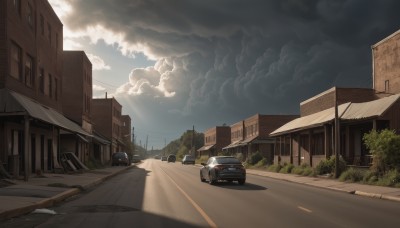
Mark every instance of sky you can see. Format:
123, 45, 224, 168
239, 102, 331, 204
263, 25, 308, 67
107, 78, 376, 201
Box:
48, 0, 400, 150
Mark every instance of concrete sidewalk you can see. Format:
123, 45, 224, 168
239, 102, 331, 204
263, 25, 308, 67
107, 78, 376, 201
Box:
0, 165, 134, 220
247, 169, 400, 202
1, 164, 400, 221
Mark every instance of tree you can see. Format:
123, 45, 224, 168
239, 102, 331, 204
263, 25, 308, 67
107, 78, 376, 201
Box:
363, 129, 400, 174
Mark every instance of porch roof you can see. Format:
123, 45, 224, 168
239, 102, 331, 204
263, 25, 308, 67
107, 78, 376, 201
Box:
270, 102, 350, 136
197, 144, 215, 151
0, 89, 91, 136
341, 94, 400, 120
222, 140, 242, 150
270, 94, 400, 136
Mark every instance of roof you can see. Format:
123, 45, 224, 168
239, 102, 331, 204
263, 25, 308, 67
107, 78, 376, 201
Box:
197, 144, 215, 151
271, 94, 400, 136
0, 89, 91, 136
222, 140, 242, 150
341, 94, 400, 120
270, 102, 350, 136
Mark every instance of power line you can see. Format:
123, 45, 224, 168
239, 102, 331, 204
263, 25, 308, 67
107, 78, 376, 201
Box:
93, 79, 120, 89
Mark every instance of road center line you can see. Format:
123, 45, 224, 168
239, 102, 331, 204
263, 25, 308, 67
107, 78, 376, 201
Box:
298, 206, 312, 213
161, 167, 218, 228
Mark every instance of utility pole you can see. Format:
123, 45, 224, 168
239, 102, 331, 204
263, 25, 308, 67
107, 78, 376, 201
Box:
334, 88, 340, 178
145, 135, 148, 152
191, 125, 195, 156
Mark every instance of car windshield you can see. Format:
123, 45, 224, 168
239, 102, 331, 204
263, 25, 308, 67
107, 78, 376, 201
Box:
113, 153, 126, 158
215, 157, 241, 164
185, 155, 194, 159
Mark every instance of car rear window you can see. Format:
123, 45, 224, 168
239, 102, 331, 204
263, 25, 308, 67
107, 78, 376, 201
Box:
216, 157, 241, 164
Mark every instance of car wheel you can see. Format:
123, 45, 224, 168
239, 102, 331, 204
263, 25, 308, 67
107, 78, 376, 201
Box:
238, 179, 245, 185
200, 172, 206, 182
208, 172, 216, 185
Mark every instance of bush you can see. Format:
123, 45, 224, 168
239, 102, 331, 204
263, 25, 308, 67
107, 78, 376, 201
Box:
255, 158, 268, 168
363, 129, 400, 174
267, 164, 282, 172
362, 170, 379, 184
339, 168, 365, 182
280, 163, 294, 174
377, 169, 400, 187
248, 151, 263, 165
292, 163, 313, 175
315, 159, 331, 175
196, 155, 209, 164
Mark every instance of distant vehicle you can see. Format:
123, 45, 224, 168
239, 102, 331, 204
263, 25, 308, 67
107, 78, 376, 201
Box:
154, 155, 161, 159
167, 154, 176, 163
161, 156, 167, 161
112, 152, 130, 166
200, 156, 246, 185
131, 155, 141, 163
182, 155, 195, 165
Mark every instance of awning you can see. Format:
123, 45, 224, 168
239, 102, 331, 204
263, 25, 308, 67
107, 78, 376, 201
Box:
0, 89, 91, 136
239, 135, 259, 145
92, 131, 111, 145
222, 140, 242, 150
197, 144, 215, 151
270, 94, 400, 136
270, 102, 351, 136
341, 94, 400, 120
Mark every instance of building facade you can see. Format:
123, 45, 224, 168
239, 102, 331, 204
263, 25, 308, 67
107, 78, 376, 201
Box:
61, 51, 93, 164
197, 126, 230, 157
372, 29, 400, 95
0, 0, 70, 178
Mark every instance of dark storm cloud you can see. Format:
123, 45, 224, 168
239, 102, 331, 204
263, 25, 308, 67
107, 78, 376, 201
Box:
63, 0, 400, 144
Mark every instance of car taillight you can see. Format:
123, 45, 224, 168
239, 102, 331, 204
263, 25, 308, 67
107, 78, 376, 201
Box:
214, 165, 224, 170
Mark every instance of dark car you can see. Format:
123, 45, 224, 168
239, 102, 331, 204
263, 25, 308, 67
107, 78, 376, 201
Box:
167, 154, 176, 163
200, 156, 246, 185
182, 155, 195, 165
112, 152, 130, 166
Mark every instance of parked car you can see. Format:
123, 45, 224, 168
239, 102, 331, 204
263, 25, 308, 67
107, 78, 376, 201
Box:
167, 154, 176, 163
161, 156, 167, 161
131, 155, 141, 163
182, 155, 195, 165
200, 156, 246, 185
112, 152, 130, 166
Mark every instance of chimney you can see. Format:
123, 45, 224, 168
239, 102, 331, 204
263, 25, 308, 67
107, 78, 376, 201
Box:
105, 92, 108, 99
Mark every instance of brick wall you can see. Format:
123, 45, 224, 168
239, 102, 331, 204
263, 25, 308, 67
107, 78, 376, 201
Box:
372, 29, 400, 95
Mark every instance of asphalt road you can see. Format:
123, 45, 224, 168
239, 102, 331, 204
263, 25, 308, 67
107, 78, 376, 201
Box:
2, 158, 400, 228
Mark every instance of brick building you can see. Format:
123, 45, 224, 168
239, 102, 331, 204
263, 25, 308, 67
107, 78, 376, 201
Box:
92, 97, 125, 161
197, 126, 230, 157
0, 0, 89, 179
372, 29, 400, 95
61, 51, 93, 163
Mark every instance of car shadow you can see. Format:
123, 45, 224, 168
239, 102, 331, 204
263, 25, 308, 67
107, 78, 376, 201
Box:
212, 181, 267, 191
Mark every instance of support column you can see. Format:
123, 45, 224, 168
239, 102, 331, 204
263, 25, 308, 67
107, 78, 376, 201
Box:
24, 115, 30, 181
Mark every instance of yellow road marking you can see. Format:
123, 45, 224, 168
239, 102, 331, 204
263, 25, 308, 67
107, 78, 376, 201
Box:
161, 168, 218, 228
298, 206, 312, 213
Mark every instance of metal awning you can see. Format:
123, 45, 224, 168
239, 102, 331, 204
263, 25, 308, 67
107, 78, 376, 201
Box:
222, 140, 242, 150
0, 89, 91, 136
270, 94, 400, 136
270, 102, 351, 136
197, 144, 215, 151
341, 94, 400, 120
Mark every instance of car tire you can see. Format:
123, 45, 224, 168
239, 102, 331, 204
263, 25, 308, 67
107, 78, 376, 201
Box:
200, 172, 206, 182
238, 179, 245, 185
208, 173, 216, 185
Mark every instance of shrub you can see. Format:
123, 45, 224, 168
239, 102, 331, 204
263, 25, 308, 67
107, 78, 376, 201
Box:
248, 151, 263, 165
363, 129, 400, 174
255, 158, 268, 168
339, 168, 365, 182
362, 170, 379, 184
267, 164, 282, 173
377, 169, 400, 187
196, 155, 209, 164
315, 159, 331, 175
280, 163, 294, 174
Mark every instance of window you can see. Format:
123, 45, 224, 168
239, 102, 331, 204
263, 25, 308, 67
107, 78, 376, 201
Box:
10, 42, 22, 80
39, 68, 44, 93
47, 23, 52, 44
47, 74, 52, 97
385, 80, 390, 93
40, 14, 44, 35
27, 3, 33, 28
13, 0, 21, 15
54, 78, 58, 100
312, 133, 325, 156
25, 55, 34, 87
